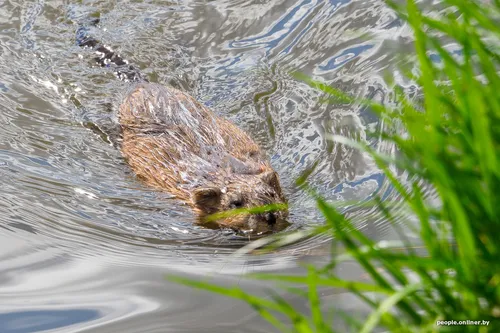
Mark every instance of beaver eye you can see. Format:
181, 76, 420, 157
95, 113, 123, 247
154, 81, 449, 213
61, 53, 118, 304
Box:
230, 199, 244, 209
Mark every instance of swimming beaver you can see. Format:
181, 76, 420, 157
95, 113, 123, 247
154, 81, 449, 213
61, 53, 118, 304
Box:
76, 18, 289, 235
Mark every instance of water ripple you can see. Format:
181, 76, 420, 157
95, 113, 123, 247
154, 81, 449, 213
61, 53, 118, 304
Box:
0, 0, 427, 331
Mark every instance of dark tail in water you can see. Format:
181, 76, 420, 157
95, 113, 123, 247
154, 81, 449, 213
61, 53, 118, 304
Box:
76, 17, 146, 82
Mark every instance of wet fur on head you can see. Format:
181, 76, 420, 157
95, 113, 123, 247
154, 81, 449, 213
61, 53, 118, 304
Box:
192, 171, 289, 235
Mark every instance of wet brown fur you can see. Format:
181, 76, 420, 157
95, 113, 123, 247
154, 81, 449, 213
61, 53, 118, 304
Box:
119, 83, 288, 235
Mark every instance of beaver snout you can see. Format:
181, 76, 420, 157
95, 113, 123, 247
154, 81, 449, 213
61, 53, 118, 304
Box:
265, 212, 277, 225
239, 210, 289, 236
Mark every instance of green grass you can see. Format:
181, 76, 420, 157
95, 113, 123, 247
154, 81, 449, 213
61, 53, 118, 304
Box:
168, 0, 500, 332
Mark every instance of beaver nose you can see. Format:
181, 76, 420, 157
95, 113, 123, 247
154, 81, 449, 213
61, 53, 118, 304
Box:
265, 212, 276, 225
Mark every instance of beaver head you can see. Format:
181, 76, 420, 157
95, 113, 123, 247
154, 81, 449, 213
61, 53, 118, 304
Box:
191, 170, 289, 235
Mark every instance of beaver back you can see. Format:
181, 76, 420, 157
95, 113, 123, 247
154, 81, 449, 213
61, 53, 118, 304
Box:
118, 83, 272, 200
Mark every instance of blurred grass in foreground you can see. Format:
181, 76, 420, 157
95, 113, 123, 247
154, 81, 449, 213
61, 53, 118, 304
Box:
169, 0, 500, 332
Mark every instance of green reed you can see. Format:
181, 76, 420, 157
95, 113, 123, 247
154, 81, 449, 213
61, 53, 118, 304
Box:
169, 0, 500, 331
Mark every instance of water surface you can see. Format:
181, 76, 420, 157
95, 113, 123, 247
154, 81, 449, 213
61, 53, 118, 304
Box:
0, 0, 424, 331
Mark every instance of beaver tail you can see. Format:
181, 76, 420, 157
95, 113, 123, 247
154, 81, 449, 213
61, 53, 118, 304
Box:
76, 17, 146, 82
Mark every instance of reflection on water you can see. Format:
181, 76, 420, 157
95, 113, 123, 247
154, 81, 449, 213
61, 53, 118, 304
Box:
0, 0, 428, 331
1, 310, 100, 333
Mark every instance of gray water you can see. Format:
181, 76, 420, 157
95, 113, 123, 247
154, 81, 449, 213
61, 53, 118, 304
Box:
0, 0, 423, 332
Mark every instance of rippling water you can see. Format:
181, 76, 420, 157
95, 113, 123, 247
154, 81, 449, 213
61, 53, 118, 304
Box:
0, 0, 427, 332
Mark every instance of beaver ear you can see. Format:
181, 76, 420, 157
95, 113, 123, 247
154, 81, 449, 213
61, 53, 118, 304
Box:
193, 187, 222, 210
261, 171, 281, 191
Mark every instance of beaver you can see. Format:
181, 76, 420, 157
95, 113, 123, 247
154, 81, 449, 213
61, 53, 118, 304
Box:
76, 18, 289, 235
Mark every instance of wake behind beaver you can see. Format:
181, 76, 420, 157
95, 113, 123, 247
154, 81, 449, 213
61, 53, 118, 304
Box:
76, 16, 289, 236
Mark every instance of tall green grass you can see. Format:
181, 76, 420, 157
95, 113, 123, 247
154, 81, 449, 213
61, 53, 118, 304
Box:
169, 0, 500, 331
